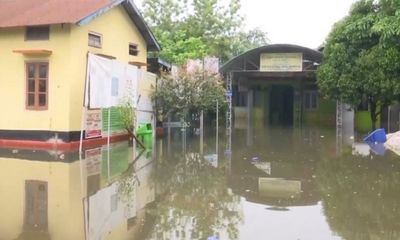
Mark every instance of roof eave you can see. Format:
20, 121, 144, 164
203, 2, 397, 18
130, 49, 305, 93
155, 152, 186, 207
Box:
122, 0, 161, 52
76, 0, 125, 26
0, 21, 72, 28
76, 0, 160, 52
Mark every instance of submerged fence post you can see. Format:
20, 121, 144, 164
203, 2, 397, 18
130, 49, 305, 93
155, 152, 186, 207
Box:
167, 115, 171, 155
216, 100, 219, 160
181, 116, 187, 154
200, 110, 204, 155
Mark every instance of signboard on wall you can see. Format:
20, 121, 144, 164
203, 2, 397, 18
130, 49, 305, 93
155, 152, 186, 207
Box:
86, 109, 102, 138
260, 53, 303, 72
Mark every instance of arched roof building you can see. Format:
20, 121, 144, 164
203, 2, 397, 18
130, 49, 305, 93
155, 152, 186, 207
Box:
220, 44, 335, 136
221, 44, 322, 74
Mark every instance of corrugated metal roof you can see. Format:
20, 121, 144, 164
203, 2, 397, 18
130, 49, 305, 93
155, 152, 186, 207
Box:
220, 44, 322, 73
0, 0, 160, 51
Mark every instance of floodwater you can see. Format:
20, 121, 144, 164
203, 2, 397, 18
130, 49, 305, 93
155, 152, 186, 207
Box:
1, 126, 400, 240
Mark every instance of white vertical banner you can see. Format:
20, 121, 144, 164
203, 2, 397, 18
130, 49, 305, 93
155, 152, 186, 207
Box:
137, 71, 155, 112
186, 59, 203, 74
125, 64, 139, 108
186, 57, 219, 75
204, 56, 219, 75
85, 53, 112, 108
84, 53, 139, 108
137, 71, 156, 125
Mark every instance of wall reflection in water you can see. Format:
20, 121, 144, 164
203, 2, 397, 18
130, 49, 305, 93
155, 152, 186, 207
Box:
0, 142, 156, 240
1, 126, 400, 240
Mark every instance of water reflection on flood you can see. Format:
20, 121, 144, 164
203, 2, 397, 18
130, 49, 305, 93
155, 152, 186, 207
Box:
0, 142, 156, 240
1, 127, 400, 240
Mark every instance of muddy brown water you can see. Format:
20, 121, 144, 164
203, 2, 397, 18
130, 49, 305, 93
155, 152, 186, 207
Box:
1, 126, 399, 240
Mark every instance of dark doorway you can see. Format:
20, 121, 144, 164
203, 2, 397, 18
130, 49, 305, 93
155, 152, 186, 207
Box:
269, 85, 294, 126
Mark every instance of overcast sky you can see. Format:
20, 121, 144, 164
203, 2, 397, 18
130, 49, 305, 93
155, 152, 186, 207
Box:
135, 0, 357, 49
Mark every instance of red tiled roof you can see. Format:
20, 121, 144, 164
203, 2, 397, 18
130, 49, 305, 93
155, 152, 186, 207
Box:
0, 0, 114, 28
0, 0, 161, 51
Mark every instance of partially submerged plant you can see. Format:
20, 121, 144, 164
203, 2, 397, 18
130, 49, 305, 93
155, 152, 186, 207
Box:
117, 96, 136, 136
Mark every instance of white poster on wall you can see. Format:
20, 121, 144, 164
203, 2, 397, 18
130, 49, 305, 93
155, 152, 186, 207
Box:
84, 53, 139, 108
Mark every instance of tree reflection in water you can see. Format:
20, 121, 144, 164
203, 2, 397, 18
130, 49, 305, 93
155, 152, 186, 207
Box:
317, 151, 400, 240
117, 163, 139, 216
149, 153, 243, 240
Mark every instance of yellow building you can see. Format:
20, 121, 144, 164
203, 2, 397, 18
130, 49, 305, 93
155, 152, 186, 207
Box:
0, 0, 160, 149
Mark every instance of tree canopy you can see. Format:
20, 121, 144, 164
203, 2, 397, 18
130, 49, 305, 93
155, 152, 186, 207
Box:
152, 68, 227, 121
317, 0, 400, 130
142, 0, 268, 64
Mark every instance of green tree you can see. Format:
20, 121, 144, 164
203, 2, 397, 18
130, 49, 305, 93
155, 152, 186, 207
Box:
373, 0, 400, 43
153, 29, 208, 65
230, 28, 269, 57
152, 68, 227, 121
142, 0, 268, 64
317, 0, 400, 130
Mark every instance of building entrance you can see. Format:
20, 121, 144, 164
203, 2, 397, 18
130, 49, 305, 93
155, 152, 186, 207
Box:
269, 85, 294, 126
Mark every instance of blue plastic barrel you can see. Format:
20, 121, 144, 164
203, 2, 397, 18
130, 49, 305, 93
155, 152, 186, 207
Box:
363, 128, 387, 143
